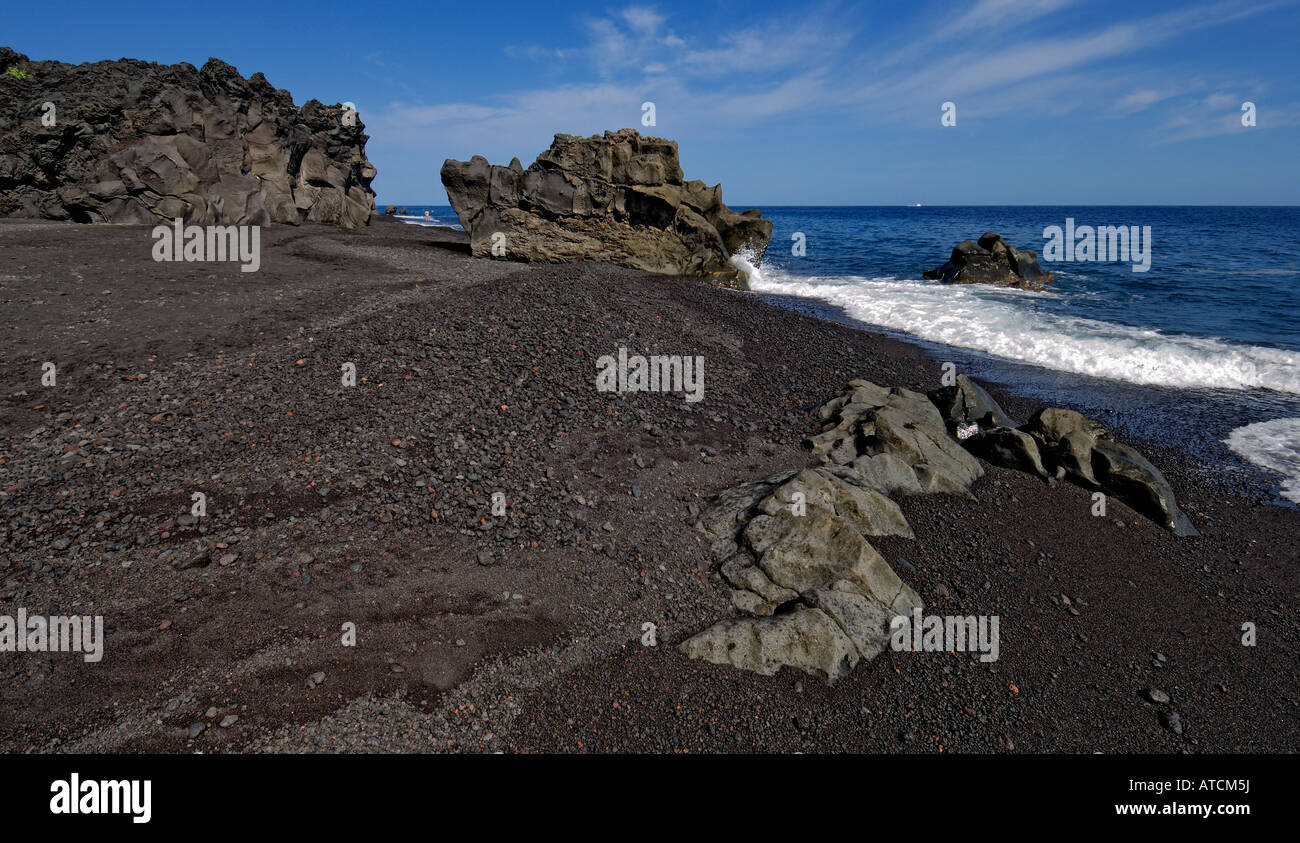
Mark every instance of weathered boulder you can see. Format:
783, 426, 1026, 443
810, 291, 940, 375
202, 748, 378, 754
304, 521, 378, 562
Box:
806, 380, 984, 496
0, 47, 375, 227
925, 382, 1199, 536
683, 381, 980, 683
684, 458, 925, 682
683, 373, 1196, 686
756, 467, 913, 540
440, 129, 771, 288
924, 232, 1052, 290
966, 426, 1049, 478
1022, 407, 1111, 488
743, 507, 911, 597
1023, 406, 1110, 446
929, 374, 1016, 434
1019, 406, 1196, 534
1089, 439, 1199, 536
679, 606, 861, 682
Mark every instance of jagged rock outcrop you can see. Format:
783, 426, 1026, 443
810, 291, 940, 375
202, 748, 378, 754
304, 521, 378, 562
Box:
805, 380, 985, 497
0, 47, 375, 227
924, 232, 1052, 290
930, 373, 1016, 433
682, 373, 1198, 683
925, 376, 1198, 536
684, 464, 923, 683
682, 379, 991, 683
1022, 407, 1198, 536
440, 129, 771, 288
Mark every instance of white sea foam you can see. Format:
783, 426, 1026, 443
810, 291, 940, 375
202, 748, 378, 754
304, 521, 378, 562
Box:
394, 214, 462, 230
730, 249, 766, 285
743, 265, 1300, 394
1225, 418, 1300, 502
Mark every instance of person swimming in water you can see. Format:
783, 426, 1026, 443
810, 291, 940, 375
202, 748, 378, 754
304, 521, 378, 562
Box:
424, 210, 432, 222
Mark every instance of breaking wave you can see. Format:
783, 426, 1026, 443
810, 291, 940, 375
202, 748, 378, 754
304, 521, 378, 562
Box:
741, 264, 1300, 394
1225, 418, 1300, 502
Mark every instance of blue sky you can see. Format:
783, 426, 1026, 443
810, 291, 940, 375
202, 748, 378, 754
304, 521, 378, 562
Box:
9, 0, 1300, 205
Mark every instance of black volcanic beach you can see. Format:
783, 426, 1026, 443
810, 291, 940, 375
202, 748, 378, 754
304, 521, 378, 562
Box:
1, 217, 1296, 753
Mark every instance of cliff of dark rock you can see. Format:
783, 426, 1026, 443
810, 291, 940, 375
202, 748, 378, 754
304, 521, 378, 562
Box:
0, 47, 375, 227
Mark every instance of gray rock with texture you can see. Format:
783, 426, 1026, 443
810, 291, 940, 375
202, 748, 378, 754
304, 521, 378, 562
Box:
805, 380, 984, 496
682, 380, 976, 683
680, 606, 861, 682
966, 426, 1049, 478
682, 472, 923, 681
440, 129, 771, 288
924, 383, 1200, 536
929, 374, 1016, 432
1089, 439, 1199, 536
1020, 406, 1197, 535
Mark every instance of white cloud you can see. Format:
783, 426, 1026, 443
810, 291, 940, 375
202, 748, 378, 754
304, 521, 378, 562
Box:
1154, 99, 1297, 143
680, 18, 851, 75
622, 6, 666, 34
1114, 89, 1167, 114
384, 0, 1292, 167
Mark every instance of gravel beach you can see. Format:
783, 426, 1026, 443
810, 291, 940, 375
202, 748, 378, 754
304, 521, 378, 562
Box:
1, 216, 1296, 754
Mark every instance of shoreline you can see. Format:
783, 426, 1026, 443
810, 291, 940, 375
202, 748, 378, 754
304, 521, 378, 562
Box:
391, 206, 1299, 508
0, 217, 1296, 753
749, 289, 1299, 509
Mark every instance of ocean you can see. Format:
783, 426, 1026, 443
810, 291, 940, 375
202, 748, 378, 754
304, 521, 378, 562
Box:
393, 204, 1300, 504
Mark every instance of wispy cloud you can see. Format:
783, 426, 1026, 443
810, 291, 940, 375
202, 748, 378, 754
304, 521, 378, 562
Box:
878, 0, 1078, 66
1154, 98, 1299, 143
621, 5, 666, 34
1113, 89, 1171, 115
376, 0, 1296, 168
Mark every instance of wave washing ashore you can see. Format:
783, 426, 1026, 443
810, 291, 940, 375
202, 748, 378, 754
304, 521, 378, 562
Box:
725, 205, 1300, 504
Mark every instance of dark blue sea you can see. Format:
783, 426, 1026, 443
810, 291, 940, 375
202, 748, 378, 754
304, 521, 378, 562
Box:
396, 204, 1300, 503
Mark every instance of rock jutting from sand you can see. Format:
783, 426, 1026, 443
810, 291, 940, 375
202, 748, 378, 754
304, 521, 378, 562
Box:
681, 380, 982, 683
928, 375, 1198, 536
924, 231, 1052, 290
684, 464, 924, 683
682, 373, 1198, 683
440, 128, 772, 288
0, 47, 376, 228
806, 380, 986, 497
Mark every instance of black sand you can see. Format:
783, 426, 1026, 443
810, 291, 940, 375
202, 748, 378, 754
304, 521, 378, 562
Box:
1, 217, 1295, 753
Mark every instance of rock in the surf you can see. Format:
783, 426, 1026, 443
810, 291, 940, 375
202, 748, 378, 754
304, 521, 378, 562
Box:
440, 129, 771, 288
0, 48, 376, 227
924, 232, 1052, 290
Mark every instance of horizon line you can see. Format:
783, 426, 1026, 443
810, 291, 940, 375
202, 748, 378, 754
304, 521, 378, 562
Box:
377, 202, 1300, 209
